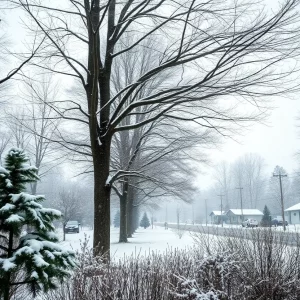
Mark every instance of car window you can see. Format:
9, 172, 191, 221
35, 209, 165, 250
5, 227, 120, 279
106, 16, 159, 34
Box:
67, 221, 78, 225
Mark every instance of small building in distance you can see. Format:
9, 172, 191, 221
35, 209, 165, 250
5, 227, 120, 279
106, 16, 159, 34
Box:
285, 203, 300, 224
209, 210, 227, 224
226, 209, 263, 224
209, 211, 224, 224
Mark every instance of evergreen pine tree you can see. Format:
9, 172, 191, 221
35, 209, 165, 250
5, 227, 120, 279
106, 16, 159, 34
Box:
140, 212, 150, 229
0, 149, 76, 299
261, 205, 272, 227
113, 211, 120, 228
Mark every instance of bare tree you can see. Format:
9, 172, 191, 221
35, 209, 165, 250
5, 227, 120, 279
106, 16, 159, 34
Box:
13, 0, 300, 256
213, 161, 232, 209
231, 153, 265, 209
243, 154, 265, 209
55, 189, 81, 242
6, 110, 31, 149
110, 116, 210, 242
5, 76, 61, 194
290, 172, 300, 205
0, 131, 9, 165
0, 10, 41, 87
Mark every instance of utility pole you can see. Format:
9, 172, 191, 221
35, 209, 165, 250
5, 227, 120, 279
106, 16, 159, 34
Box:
236, 187, 244, 224
217, 194, 225, 227
273, 170, 288, 231
205, 199, 208, 226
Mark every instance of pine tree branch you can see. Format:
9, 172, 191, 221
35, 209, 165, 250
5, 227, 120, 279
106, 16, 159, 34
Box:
0, 234, 8, 241
0, 244, 8, 252
10, 280, 34, 286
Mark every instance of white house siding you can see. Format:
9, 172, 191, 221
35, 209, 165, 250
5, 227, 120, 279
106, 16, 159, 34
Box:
227, 212, 262, 224
289, 211, 300, 224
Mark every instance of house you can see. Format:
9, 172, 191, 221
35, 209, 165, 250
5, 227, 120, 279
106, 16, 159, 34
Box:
226, 209, 263, 224
209, 211, 224, 224
285, 203, 300, 224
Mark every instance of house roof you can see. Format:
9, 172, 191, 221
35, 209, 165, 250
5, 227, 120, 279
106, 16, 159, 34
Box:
227, 209, 263, 216
285, 203, 300, 211
210, 211, 223, 216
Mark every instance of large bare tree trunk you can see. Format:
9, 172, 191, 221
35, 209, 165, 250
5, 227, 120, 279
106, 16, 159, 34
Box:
126, 183, 133, 238
93, 139, 112, 257
119, 197, 127, 242
87, 0, 114, 257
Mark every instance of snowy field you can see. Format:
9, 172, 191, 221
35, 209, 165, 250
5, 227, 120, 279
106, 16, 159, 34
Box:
58, 223, 300, 260
59, 226, 195, 259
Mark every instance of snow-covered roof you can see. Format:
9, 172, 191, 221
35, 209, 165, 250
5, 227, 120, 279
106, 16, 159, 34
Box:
285, 203, 300, 211
227, 209, 263, 216
210, 211, 223, 216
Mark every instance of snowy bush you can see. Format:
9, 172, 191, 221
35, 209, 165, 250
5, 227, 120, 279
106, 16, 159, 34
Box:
0, 148, 77, 300
172, 224, 187, 239
173, 276, 224, 300
192, 227, 300, 299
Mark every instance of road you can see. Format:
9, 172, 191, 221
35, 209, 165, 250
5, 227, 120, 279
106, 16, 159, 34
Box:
155, 223, 300, 246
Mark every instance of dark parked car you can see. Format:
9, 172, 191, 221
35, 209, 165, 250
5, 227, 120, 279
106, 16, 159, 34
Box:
271, 218, 288, 227
65, 220, 80, 233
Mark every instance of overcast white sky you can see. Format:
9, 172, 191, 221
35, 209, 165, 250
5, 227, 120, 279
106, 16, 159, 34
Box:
197, 97, 300, 189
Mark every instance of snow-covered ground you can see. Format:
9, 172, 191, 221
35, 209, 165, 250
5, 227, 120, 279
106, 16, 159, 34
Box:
59, 225, 195, 259
58, 223, 300, 260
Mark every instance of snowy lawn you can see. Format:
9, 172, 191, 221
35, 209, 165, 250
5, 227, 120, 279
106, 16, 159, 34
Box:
59, 225, 195, 259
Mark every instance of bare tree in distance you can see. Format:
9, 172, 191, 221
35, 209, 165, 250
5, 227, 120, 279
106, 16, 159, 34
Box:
0, 131, 10, 165
4, 75, 61, 194
6, 110, 31, 149
243, 153, 265, 209
231, 153, 266, 209
55, 189, 81, 242
290, 172, 300, 205
213, 161, 232, 209
12, 0, 300, 257
110, 116, 208, 242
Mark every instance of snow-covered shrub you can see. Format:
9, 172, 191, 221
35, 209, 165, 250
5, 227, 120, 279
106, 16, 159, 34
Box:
173, 224, 187, 239
41, 245, 204, 300
172, 275, 225, 300
192, 226, 300, 299
0, 148, 76, 300
172, 252, 239, 299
